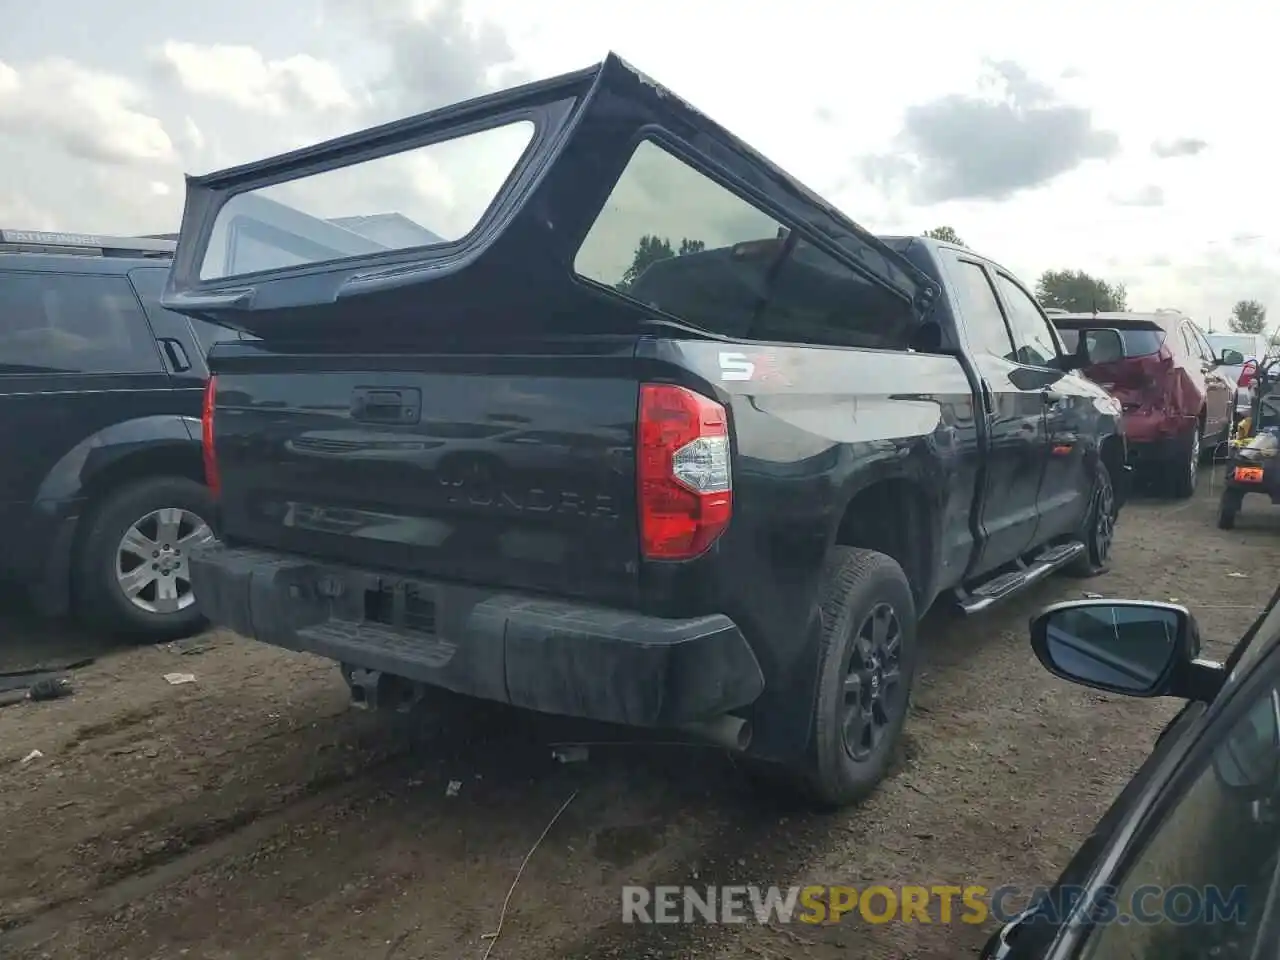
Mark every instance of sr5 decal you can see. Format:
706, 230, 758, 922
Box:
719, 351, 791, 385
719, 351, 755, 381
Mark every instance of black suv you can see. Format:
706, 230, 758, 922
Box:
0, 229, 240, 639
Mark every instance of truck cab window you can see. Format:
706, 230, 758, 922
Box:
995, 273, 1059, 367
574, 139, 916, 349
948, 260, 1015, 359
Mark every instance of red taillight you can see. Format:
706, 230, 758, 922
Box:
637, 384, 732, 560
1239, 360, 1256, 390
201, 375, 220, 498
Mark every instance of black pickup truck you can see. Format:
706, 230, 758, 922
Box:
161, 54, 1128, 808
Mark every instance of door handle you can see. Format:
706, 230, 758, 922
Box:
158, 337, 191, 372
1042, 389, 1065, 406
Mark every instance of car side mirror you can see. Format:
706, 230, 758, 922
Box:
1030, 600, 1226, 701
1220, 349, 1245, 366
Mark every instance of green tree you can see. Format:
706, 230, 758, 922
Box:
1229, 299, 1267, 334
923, 225, 965, 246
1035, 269, 1129, 313
617, 234, 705, 292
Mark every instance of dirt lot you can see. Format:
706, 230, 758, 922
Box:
1, 477, 1277, 960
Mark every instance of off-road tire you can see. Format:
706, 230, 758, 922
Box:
1168, 422, 1201, 499
1065, 459, 1116, 577
771, 548, 918, 810
1218, 489, 1242, 530
75, 476, 214, 641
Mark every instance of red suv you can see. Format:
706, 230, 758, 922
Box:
1054, 311, 1233, 498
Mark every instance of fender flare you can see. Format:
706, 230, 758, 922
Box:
35, 414, 200, 505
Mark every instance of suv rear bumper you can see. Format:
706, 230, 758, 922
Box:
190, 543, 765, 728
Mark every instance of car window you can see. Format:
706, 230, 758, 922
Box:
1191, 326, 1217, 363
1078, 659, 1280, 959
1182, 324, 1207, 362
948, 260, 1015, 358
994, 273, 1058, 367
199, 120, 536, 280
0, 272, 163, 375
1058, 326, 1166, 359
574, 139, 917, 350
1057, 328, 1125, 364
129, 267, 246, 356
1177, 325, 1196, 360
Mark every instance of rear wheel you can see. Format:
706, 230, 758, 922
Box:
1168, 422, 1201, 499
765, 547, 917, 810
75, 476, 216, 641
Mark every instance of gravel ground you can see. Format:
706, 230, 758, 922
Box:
1, 476, 1276, 960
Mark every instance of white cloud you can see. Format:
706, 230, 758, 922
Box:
0, 57, 174, 165
152, 41, 356, 116
181, 116, 205, 153
1, 0, 1277, 323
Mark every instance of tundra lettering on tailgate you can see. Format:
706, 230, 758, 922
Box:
438, 477, 620, 519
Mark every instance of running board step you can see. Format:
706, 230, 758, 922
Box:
956, 542, 1086, 616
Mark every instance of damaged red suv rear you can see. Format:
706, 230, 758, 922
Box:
1054, 311, 1234, 498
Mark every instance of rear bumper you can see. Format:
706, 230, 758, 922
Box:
1122, 409, 1195, 448
1127, 435, 1183, 467
189, 543, 765, 728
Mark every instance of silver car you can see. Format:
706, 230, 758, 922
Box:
1205, 332, 1274, 423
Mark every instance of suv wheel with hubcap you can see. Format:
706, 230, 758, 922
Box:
76, 476, 215, 640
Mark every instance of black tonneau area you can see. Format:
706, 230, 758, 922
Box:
161, 53, 936, 335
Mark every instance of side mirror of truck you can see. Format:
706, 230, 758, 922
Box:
1219, 349, 1245, 367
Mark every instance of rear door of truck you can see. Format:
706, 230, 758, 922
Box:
161, 53, 938, 615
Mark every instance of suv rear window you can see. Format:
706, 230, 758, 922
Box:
1056, 326, 1165, 358
573, 139, 917, 350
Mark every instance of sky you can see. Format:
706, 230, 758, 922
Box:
0, 0, 1275, 328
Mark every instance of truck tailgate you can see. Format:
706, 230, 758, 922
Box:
209, 340, 641, 606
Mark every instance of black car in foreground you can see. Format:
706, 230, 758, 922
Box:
0, 229, 245, 639
983, 587, 1280, 957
